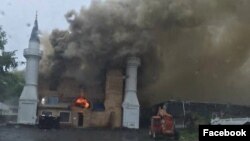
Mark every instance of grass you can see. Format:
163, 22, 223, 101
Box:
178, 129, 198, 141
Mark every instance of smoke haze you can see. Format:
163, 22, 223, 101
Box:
40, 0, 250, 106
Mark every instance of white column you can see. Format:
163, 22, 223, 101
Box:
122, 57, 140, 129
17, 41, 42, 125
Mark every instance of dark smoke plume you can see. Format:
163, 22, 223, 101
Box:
40, 0, 250, 106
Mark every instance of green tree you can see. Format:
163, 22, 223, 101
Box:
0, 26, 23, 103
0, 71, 24, 103
0, 26, 7, 50
0, 26, 18, 73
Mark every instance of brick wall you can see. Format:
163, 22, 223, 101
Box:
104, 70, 124, 128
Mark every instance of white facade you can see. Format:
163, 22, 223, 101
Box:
17, 16, 42, 125
122, 57, 140, 129
211, 117, 250, 125
0, 102, 18, 116
0, 102, 10, 115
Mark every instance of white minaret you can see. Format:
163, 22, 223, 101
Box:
17, 14, 42, 125
122, 57, 140, 129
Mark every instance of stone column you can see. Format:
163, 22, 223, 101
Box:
122, 57, 140, 129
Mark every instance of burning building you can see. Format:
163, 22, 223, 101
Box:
38, 69, 124, 128
18, 9, 142, 128
37, 0, 250, 128
38, 61, 140, 128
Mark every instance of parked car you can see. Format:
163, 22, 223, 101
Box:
38, 115, 60, 129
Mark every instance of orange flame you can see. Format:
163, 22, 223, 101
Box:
75, 96, 90, 109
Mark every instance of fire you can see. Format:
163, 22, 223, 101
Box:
74, 96, 90, 109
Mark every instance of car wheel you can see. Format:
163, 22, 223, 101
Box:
149, 130, 152, 137
152, 132, 157, 139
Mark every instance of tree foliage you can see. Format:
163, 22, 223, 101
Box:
0, 71, 24, 103
0, 26, 18, 73
0, 26, 7, 50
0, 26, 23, 103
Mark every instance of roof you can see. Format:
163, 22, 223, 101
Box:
29, 13, 40, 43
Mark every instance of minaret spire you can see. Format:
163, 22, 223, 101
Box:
29, 12, 39, 43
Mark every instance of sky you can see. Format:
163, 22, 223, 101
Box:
0, 0, 91, 70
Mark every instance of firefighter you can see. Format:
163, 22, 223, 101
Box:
157, 105, 172, 117
157, 105, 173, 133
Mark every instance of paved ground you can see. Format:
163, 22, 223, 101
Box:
0, 125, 156, 141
